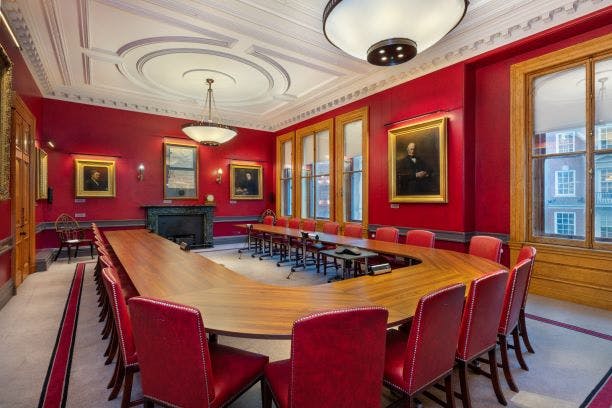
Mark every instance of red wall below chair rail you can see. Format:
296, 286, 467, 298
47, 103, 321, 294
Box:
36, 99, 275, 249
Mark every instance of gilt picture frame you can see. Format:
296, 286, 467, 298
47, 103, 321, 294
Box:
36, 147, 48, 200
230, 163, 263, 200
164, 142, 198, 199
0, 44, 13, 200
388, 117, 448, 203
75, 159, 116, 198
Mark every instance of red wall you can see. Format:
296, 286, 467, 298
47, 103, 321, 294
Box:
0, 22, 44, 286
37, 99, 275, 247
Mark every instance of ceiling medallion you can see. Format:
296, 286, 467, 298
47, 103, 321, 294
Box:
182, 78, 237, 146
323, 0, 469, 66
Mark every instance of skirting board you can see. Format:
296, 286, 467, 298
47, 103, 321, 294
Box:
0, 278, 15, 311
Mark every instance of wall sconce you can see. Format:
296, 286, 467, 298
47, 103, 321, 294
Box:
216, 168, 223, 184
137, 164, 145, 181
46, 141, 55, 149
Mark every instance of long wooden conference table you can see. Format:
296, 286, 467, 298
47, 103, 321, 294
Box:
104, 227, 504, 339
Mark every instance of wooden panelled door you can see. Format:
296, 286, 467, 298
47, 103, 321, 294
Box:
12, 95, 35, 287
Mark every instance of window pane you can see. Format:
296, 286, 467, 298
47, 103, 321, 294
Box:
343, 120, 362, 171
595, 58, 612, 151
344, 172, 362, 222
315, 130, 329, 176
282, 140, 292, 178
533, 66, 586, 155
595, 153, 612, 242
302, 135, 313, 176
282, 179, 292, 217
315, 175, 330, 219
301, 177, 314, 218
532, 155, 586, 239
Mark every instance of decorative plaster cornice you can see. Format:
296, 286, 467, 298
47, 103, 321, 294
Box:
42, 0, 71, 85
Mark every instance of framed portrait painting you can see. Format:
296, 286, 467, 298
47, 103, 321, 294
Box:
75, 159, 116, 198
164, 142, 198, 199
388, 117, 448, 203
230, 163, 262, 200
36, 147, 48, 200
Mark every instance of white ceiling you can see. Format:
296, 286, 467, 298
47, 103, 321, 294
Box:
2, 0, 610, 131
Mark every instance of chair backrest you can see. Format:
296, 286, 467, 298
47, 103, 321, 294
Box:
344, 223, 363, 238
288, 218, 301, 229
322, 221, 339, 235
289, 307, 388, 408
55, 213, 81, 241
102, 268, 137, 365
275, 217, 289, 228
498, 259, 532, 336
375, 227, 399, 243
516, 246, 537, 308
405, 230, 435, 248
302, 219, 316, 232
263, 215, 275, 225
456, 270, 509, 361
469, 235, 503, 263
129, 297, 215, 407
402, 283, 465, 394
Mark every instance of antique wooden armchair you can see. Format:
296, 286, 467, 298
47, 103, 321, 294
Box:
53, 213, 94, 263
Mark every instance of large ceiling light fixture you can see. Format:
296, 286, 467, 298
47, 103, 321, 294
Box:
323, 0, 468, 66
182, 78, 237, 146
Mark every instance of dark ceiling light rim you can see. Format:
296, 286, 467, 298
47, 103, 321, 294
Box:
322, 0, 470, 62
367, 38, 417, 66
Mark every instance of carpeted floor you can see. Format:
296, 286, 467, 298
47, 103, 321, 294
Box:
0, 247, 610, 407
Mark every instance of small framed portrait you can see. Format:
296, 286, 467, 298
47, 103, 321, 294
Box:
164, 142, 198, 199
230, 163, 263, 200
75, 159, 116, 198
388, 117, 448, 203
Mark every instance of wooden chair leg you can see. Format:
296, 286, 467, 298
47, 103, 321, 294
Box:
144, 399, 154, 408
90, 242, 95, 259
262, 379, 272, 408
458, 361, 471, 408
53, 244, 63, 261
498, 334, 519, 392
519, 308, 535, 353
105, 330, 118, 364
488, 348, 507, 405
109, 357, 125, 400
108, 354, 121, 389
445, 374, 456, 408
121, 368, 135, 408
512, 327, 529, 371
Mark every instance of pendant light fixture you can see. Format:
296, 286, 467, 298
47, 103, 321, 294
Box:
182, 78, 237, 146
323, 0, 468, 66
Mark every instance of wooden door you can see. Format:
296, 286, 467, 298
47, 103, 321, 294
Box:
12, 95, 35, 287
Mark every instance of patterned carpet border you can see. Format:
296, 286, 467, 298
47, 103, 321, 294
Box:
38, 263, 85, 408
580, 367, 612, 408
526, 313, 612, 341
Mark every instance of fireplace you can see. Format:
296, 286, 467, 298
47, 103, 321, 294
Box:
143, 204, 215, 248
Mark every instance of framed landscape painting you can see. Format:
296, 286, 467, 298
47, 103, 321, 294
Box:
164, 142, 198, 199
388, 117, 448, 203
230, 163, 262, 200
75, 159, 116, 198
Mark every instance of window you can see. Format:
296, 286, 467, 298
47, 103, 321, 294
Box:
296, 120, 333, 220
276, 132, 294, 217
554, 169, 575, 196
597, 125, 612, 149
513, 45, 612, 249
556, 132, 575, 153
280, 108, 368, 229
554, 212, 576, 236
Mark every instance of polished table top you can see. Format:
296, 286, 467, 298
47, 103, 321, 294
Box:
105, 228, 504, 339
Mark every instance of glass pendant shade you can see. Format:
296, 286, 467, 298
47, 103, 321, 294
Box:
182, 79, 238, 146
323, 0, 468, 66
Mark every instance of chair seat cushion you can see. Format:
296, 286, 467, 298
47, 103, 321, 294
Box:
264, 359, 290, 408
209, 343, 268, 408
384, 329, 409, 392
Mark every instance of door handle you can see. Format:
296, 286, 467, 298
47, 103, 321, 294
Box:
20, 232, 26, 236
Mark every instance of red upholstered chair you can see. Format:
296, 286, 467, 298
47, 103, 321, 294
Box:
289, 219, 317, 269
469, 235, 503, 263
271, 217, 289, 261
276, 218, 302, 266
375, 226, 400, 243
128, 297, 269, 408
263, 307, 388, 408
275, 217, 288, 227
308, 221, 339, 274
516, 246, 537, 354
343, 223, 363, 238
253, 214, 276, 257
405, 229, 435, 248
455, 270, 509, 408
383, 283, 465, 408
301, 219, 316, 232
102, 268, 140, 408
288, 218, 301, 229
497, 258, 533, 392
